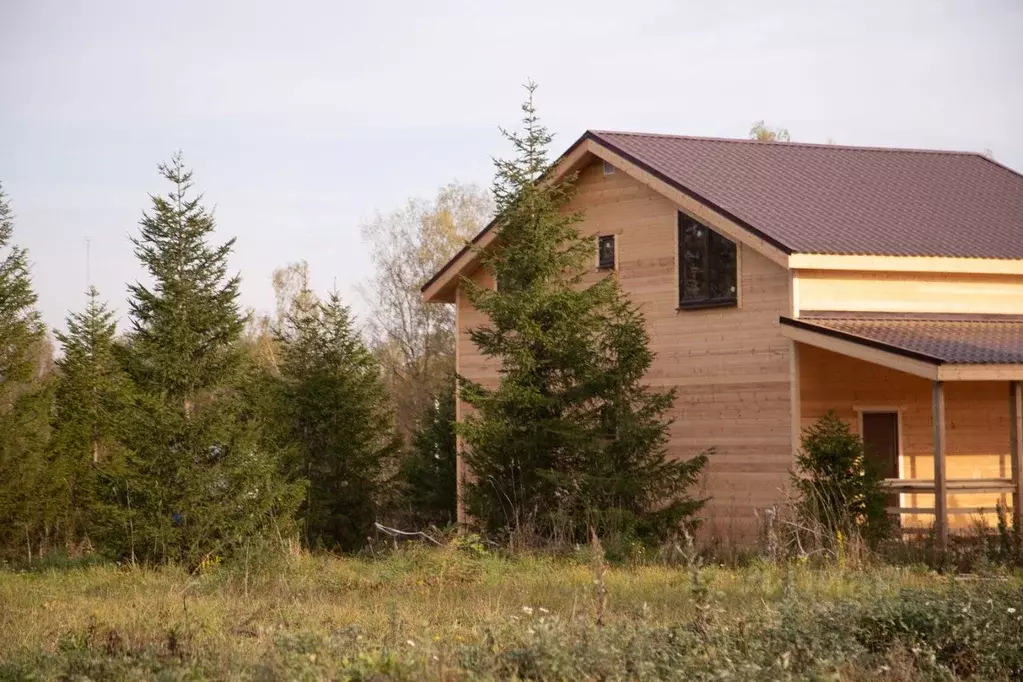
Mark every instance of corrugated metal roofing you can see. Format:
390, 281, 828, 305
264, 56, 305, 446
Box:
591, 131, 1023, 259
782, 312, 1023, 364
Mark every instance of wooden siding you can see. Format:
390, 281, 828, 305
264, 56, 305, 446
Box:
455, 267, 499, 524
797, 269, 1023, 315
456, 267, 499, 391
798, 343, 1014, 527
454, 157, 794, 536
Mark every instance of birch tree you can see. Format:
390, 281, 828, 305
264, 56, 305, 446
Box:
360, 183, 492, 439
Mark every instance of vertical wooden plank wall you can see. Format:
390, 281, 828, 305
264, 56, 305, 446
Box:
455, 267, 500, 524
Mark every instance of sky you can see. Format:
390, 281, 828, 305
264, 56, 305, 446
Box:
2, 0, 1022, 336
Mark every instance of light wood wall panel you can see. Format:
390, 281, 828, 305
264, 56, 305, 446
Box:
455, 267, 500, 389
798, 344, 1013, 528
454, 267, 500, 521
798, 269, 1023, 315
455, 158, 794, 537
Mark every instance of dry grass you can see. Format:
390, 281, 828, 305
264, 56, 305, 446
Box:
1, 547, 1021, 679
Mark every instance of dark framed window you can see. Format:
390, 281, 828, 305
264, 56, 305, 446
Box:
597, 235, 616, 270
678, 212, 737, 308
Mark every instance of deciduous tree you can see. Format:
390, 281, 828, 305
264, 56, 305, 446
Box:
749, 120, 791, 142
361, 183, 492, 439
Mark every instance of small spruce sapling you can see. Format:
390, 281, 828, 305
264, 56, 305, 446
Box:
792, 411, 889, 545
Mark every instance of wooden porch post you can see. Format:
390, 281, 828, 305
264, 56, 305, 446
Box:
932, 380, 948, 552
1011, 380, 1023, 534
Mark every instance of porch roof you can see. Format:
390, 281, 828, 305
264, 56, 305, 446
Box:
780, 312, 1023, 381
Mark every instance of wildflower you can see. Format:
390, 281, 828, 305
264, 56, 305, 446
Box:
538, 607, 550, 614
1009, 607, 1017, 614
522, 606, 534, 615
406, 639, 416, 647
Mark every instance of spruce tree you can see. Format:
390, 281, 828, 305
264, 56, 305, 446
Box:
459, 85, 705, 544
793, 412, 889, 544
117, 154, 301, 565
275, 290, 399, 551
397, 374, 458, 528
580, 289, 707, 541
0, 378, 56, 558
51, 287, 130, 545
0, 182, 44, 399
124, 154, 244, 401
459, 85, 614, 540
0, 182, 54, 558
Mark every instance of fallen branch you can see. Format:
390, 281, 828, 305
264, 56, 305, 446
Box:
373, 522, 442, 546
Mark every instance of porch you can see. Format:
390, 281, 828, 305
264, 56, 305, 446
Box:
780, 313, 1023, 551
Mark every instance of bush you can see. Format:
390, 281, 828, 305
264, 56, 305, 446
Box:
793, 412, 889, 546
854, 584, 1023, 678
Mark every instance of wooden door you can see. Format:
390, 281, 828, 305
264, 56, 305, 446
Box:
862, 411, 900, 513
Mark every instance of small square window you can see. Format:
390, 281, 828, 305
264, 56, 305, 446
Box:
602, 161, 616, 175
598, 235, 616, 270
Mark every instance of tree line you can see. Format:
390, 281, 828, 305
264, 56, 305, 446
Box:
0, 88, 708, 566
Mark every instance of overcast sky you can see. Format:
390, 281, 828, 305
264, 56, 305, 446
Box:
2, 0, 1021, 335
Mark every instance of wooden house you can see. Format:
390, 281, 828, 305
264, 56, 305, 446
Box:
422, 131, 1023, 548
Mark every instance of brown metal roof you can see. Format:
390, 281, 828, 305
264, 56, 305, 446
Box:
591, 130, 1023, 259
781, 312, 1023, 364
422, 130, 1023, 296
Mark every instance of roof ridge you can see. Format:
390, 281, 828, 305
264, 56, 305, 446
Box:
588, 129, 986, 158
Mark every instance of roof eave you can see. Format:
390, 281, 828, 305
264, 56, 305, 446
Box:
788, 253, 1023, 276
780, 316, 1023, 381
420, 131, 600, 302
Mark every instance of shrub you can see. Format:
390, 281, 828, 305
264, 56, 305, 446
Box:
854, 584, 1023, 678
792, 411, 889, 546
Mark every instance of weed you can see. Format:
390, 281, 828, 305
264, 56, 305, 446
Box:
1, 549, 1021, 679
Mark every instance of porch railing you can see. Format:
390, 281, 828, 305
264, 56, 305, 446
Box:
880, 477, 1015, 519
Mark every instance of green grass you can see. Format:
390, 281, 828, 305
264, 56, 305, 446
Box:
1, 548, 1021, 680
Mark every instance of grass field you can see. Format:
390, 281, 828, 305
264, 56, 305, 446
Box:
1, 547, 1022, 680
